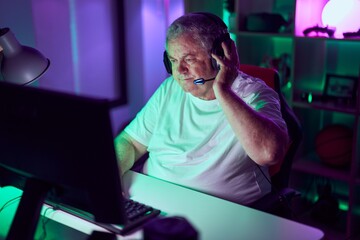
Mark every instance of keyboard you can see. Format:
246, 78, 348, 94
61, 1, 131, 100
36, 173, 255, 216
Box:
48, 198, 161, 236
99, 199, 162, 235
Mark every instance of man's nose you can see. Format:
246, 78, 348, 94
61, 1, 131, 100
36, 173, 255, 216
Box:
176, 62, 188, 74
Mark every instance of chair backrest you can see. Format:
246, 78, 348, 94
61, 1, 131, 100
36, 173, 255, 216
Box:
239, 64, 303, 190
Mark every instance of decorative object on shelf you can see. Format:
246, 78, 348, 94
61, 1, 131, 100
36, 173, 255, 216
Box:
343, 28, 360, 38
315, 124, 353, 168
245, 12, 289, 33
303, 25, 335, 38
323, 74, 358, 106
261, 53, 291, 87
321, 0, 360, 38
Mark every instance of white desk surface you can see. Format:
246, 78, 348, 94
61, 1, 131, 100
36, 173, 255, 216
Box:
0, 171, 324, 240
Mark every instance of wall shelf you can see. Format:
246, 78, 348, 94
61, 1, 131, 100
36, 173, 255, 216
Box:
292, 158, 351, 183
292, 101, 358, 115
230, 0, 360, 238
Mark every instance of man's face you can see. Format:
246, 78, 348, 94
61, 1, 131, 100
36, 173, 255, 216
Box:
166, 33, 217, 100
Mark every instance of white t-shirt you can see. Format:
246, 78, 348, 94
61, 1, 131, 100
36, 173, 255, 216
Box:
124, 71, 288, 205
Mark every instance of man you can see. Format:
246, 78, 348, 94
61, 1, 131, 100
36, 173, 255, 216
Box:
115, 12, 289, 205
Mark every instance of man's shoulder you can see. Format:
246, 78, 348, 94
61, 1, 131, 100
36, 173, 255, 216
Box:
232, 71, 270, 95
159, 76, 180, 91
151, 76, 184, 102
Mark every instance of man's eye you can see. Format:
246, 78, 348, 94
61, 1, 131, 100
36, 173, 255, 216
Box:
170, 59, 177, 63
185, 58, 196, 63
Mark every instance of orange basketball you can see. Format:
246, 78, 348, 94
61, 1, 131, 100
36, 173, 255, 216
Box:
315, 124, 353, 167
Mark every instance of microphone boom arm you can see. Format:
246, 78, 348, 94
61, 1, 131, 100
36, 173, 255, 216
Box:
193, 77, 216, 85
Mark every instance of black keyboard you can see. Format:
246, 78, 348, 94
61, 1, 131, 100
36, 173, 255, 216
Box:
49, 199, 161, 236
115, 199, 161, 235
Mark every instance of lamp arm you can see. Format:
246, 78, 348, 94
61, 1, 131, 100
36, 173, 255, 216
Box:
0, 28, 22, 56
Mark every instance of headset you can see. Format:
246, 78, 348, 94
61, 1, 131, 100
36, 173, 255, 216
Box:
163, 12, 231, 78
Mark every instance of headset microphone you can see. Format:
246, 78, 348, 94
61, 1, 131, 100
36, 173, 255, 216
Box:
193, 77, 216, 85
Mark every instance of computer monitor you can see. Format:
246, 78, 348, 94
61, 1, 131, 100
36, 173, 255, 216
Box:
0, 82, 126, 240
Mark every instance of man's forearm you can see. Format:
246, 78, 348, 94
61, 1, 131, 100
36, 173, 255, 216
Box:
114, 133, 137, 175
214, 84, 289, 166
114, 131, 148, 175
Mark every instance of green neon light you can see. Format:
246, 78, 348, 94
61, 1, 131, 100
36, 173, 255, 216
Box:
307, 92, 313, 103
308, 193, 360, 214
339, 201, 348, 211
0, 187, 23, 238
286, 82, 292, 89
222, 9, 230, 28
223, 8, 236, 41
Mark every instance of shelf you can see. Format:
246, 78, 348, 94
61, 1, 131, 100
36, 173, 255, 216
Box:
292, 152, 353, 182
292, 159, 351, 183
292, 101, 358, 115
231, 31, 293, 38
232, 0, 360, 236
295, 36, 360, 43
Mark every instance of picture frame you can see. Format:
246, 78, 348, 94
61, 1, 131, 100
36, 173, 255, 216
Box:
323, 74, 358, 103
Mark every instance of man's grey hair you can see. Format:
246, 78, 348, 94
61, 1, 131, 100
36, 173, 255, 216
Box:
166, 12, 228, 54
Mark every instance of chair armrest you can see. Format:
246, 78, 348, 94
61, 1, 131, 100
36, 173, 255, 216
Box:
278, 187, 301, 202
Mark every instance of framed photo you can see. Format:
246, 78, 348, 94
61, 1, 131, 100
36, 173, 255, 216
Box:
324, 74, 358, 101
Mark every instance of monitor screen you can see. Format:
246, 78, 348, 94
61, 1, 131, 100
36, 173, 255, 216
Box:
0, 82, 126, 239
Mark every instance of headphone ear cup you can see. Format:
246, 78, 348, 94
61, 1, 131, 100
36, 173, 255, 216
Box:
212, 33, 230, 58
211, 33, 231, 70
211, 57, 219, 70
163, 51, 172, 74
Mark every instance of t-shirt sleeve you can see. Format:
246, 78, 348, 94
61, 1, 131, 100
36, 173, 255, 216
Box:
233, 73, 288, 133
123, 78, 170, 147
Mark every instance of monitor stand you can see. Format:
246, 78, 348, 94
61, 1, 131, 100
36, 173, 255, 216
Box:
6, 178, 51, 240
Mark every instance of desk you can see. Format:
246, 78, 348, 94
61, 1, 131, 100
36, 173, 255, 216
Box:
0, 171, 324, 240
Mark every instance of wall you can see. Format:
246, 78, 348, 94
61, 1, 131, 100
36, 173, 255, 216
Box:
32, 0, 122, 101
0, 0, 36, 46
0, 0, 184, 133
116, 0, 184, 132
184, 0, 223, 16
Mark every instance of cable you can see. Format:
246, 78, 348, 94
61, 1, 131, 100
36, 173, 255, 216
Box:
255, 163, 273, 188
255, 163, 298, 220
38, 204, 60, 240
0, 195, 22, 213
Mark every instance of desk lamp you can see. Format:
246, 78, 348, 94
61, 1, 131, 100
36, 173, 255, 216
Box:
0, 27, 50, 85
